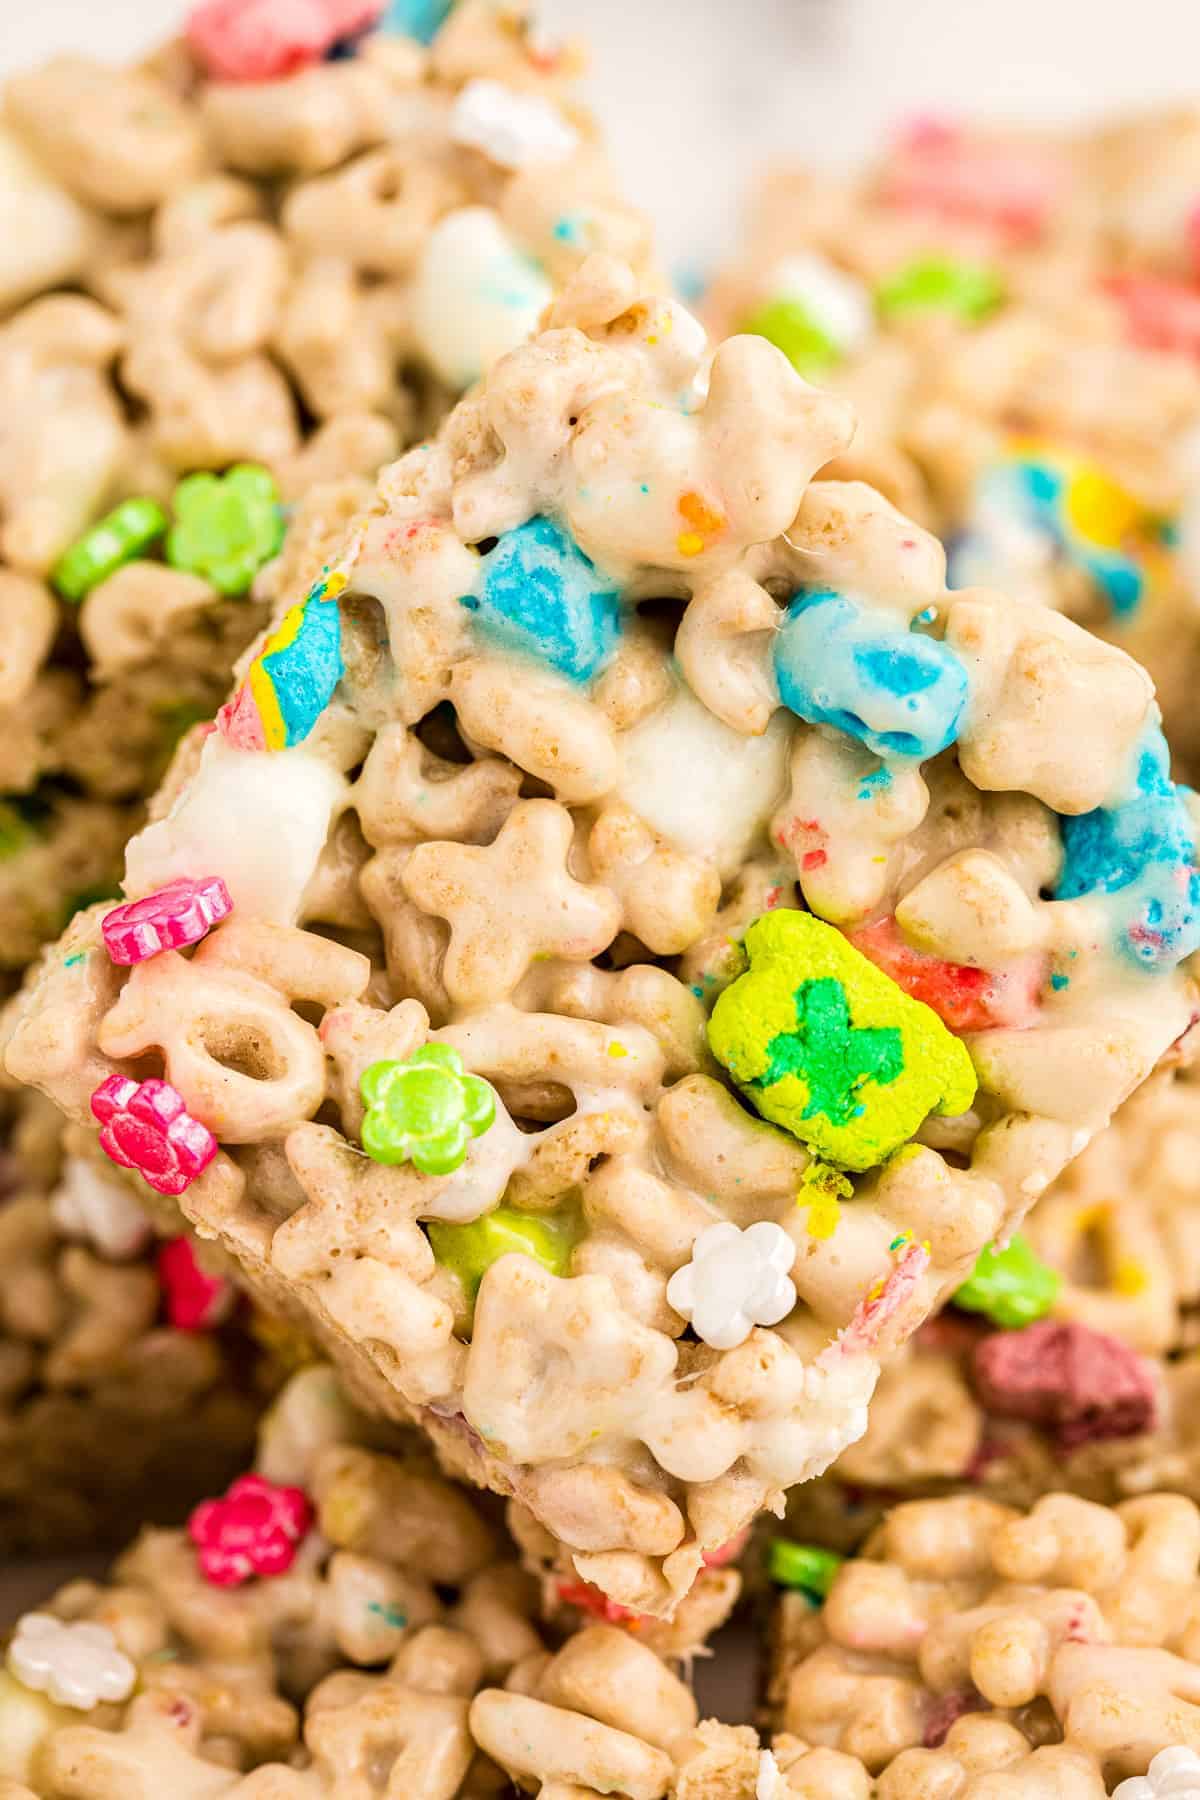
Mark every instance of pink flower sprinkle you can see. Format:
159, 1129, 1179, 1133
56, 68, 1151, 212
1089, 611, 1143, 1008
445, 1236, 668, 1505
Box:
158, 1237, 233, 1331
186, 0, 384, 81
90, 1076, 217, 1197
188, 1474, 312, 1587
102, 876, 232, 965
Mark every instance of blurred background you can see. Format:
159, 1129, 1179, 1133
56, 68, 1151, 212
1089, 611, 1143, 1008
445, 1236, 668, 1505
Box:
7, 0, 1200, 269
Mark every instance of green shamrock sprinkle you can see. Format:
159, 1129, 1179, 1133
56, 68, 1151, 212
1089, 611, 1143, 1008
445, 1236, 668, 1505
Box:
428, 1202, 581, 1304
52, 496, 169, 602
166, 464, 284, 596
876, 256, 1004, 325
739, 298, 841, 378
768, 1540, 843, 1600
953, 1234, 1060, 1329
708, 910, 977, 1172
360, 1044, 495, 1176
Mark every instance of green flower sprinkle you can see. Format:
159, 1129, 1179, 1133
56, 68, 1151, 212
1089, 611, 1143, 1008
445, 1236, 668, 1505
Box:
166, 464, 284, 596
360, 1044, 495, 1176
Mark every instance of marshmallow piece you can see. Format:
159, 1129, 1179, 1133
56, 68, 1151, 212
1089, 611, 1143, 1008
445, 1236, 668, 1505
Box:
410, 206, 553, 388
450, 79, 579, 170
49, 1155, 151, 1260
770, 252, 874, 357
124, 731, 343, 925
617, 681, 793, 877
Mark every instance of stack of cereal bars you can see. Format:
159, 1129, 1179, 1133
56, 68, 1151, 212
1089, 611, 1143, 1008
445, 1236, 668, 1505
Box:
3, 4, 1200, 1794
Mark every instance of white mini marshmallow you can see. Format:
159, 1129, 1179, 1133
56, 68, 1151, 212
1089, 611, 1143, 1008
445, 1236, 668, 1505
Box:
450, 78, 578, 170
123, 732, 343, 925
757, 1748, 784, 1799
617, 681, 792, 878
1114, 1746, 1200, 1799
410, 206, 553, 389
770, 252, 874, 356
49, 1155, 150, 1260
8, 1616, 135, 1712
667, 1220, 796, 1350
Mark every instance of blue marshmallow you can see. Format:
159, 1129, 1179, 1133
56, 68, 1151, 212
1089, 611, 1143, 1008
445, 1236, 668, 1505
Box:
375, 0, 452, 43
774, 588, 968, 761
461, 516, 622, 685
1055, 724, 1200, 972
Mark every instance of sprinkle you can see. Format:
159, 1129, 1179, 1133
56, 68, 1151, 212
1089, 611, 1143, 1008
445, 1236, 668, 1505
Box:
52, 497, 168, 603
365, 1601, 408, 1629
360, 1044, 495, 1175
667, 1220, 797, 1350
91, 1075, 218, 1197
606, 1041, 628, 1058
767, 1539, 843, 1599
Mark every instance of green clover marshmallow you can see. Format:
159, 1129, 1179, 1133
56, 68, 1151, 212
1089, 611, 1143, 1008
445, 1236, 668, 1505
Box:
707, 910, 977, 1172
360, 1044, 495, 1176
166, 463, 284, 596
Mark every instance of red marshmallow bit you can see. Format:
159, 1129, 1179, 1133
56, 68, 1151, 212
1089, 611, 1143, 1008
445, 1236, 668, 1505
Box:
882, 126, 1066, 244
1102, 272, 1200, 359
848, 916, 1042, 1033
972, 1320, 1158, 1449
186, 0, 384, 82
555, 1580, 645, 1627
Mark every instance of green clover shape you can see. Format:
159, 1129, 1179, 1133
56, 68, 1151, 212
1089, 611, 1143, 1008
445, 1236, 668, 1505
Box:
166, 464, 284, 596
360, 1044, 496, 1176
953, 1234, 1060, 1329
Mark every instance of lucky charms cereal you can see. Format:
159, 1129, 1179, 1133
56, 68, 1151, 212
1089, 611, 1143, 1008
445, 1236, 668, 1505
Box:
8, 260, 1198, 1629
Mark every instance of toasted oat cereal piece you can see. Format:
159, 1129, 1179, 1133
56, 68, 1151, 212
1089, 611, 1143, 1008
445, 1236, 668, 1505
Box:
8, 260, 1198, 1624
769, 1487, 1200, 1794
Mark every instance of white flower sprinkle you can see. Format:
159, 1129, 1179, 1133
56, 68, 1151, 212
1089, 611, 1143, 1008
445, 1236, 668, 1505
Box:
667, 1220, 797, 1350
1114, 1745, 1200, 1799
8, 1615, 135, 1711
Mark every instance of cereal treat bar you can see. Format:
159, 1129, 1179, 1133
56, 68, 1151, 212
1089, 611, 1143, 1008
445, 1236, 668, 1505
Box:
0, 1085, 276, 1554
0, 1361, 758, 1800
769, 1488, 1200, 1797
0, 0, 651, 967
702, 119, 1200, 769
8, 261, 1199, 1625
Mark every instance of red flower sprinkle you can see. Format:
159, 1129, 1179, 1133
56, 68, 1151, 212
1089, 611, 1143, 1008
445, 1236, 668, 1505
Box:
90, 1076, 217, 1197
188, 1474, 312, 1587
158, 1237, 233, 1332
102, 875, 232, 965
